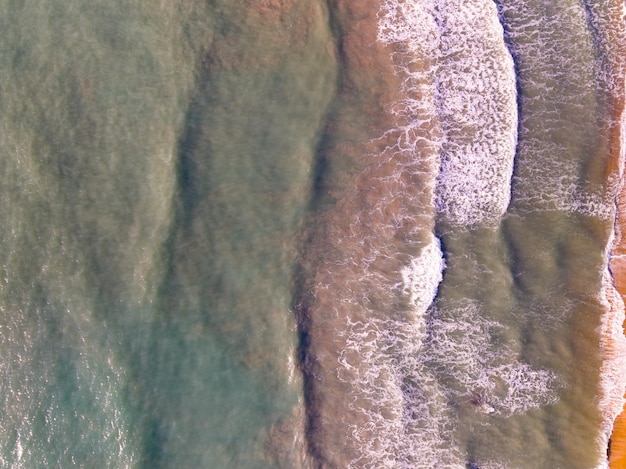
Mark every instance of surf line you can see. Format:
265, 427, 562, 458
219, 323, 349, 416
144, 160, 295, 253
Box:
586, 0, 626, 466
606, 60, 626, 469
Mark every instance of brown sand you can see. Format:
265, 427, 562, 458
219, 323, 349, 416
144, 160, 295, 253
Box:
610, 165, 626, 468
611, 407, 626, 468
609, 195, 626, 469
606, 31, 626, 469
584, 1, 626, 465
602, 1, 626, 464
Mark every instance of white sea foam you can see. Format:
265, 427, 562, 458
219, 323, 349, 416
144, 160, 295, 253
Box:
337, 297, 561, 468
423, 301, 561, 415
582, 0, 626, 100
378, 0, 518, 228
499, 0, 618, 220
597, 2, 626, 460
511, 138, 616, 219
598, 264, 626, 457
337, 316, 463, 468
331, 1, 561, 466
580, 2, 626, 466
401, 233, 445, 322
327, 232, 448, 468
344, 0, 626, 467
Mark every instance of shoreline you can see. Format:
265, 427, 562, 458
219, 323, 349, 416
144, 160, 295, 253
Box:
600, 0, 626, 466
607, 93, 626, 467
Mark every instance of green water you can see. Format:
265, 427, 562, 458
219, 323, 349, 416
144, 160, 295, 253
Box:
0, 1, 336, 467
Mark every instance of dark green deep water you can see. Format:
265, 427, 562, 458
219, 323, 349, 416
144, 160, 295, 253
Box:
0, 1, 624, 468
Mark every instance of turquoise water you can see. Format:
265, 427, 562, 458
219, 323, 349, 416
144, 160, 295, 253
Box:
0, 0, 625, 468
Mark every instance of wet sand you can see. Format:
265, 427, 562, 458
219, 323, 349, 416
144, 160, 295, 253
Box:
603, 0, 626, 465
610, 157, 626, 468
606, 40, 626, 469
611, 406, 626, 468
609, 185, 626, 468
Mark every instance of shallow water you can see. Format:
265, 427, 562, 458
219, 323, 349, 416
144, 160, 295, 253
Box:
0, 0, 625, 468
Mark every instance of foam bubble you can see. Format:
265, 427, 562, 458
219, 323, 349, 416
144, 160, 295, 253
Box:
326, 2, 561, 466
401, 234, 445, 322
337, 315, 463, 468
579, 3, 626, 463
378, 0, 518, 227
423, 301, 561, 415
598, 265, 626, 453
510, 138, 615, 219
337, 295, 561, 468
499, 0, 618, 220
598, 0, 626, 458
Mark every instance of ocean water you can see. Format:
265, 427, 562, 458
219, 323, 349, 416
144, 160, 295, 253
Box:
0, 0, 625, 468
